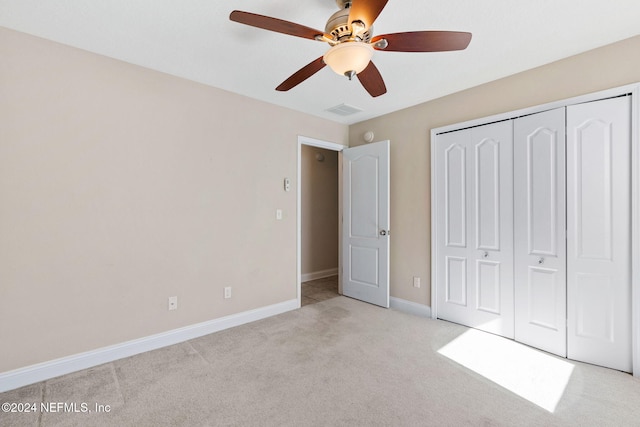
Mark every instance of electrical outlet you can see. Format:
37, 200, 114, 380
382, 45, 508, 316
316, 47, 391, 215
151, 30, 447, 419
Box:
168, 296, 178, 310
413, 277, 421, 288
224, 287, 232, 299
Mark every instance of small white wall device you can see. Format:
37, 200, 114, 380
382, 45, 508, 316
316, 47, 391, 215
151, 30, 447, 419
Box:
364, 131, 375, 143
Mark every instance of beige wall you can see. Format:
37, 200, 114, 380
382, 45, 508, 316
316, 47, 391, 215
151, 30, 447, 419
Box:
301, 146, 339, 276
0, 27, 348, 373
349, 35, 640, 307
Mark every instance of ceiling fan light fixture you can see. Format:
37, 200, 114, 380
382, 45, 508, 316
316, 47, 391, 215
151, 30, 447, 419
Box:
230, 1, 472, 96
323, 42, 374, 77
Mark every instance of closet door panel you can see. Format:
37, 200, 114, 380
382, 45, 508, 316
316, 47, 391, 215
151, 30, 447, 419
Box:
574, 274, 614, 341
476, 260, 501, 314
514, 108, 566, 357
445, 144, 467, 248
475, 138, 500, 251
445, 256, 467, 306
527, 267, 561, 329
528, 132, 559, 256
435, 121, 513, 339
470, 123, 514, 337
573, 119, 613, 260
443, 142, 468, 307
437, 130, 472, 319
567, 96, 632, 373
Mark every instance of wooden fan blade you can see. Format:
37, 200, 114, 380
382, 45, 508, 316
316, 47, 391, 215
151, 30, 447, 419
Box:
276, 57, 326, 92
372, 31, 472, 52
357, 61, 387, 97
348, 0, 389, 30
230, 10, 327, 40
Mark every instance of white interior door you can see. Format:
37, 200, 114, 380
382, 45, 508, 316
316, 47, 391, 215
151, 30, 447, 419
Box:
435, 121, 514, 338
514, 108, 567, 357
342, 140, 390, 308
566, 96, 632, 372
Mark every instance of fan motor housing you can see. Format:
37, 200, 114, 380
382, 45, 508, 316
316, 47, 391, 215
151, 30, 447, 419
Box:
325, 7, 372, 42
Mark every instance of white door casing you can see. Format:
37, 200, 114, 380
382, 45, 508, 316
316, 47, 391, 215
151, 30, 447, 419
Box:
342, 140, 390, 308
514, 108, 567, 357
435, 121, 514, 338
566, 96, 632, 372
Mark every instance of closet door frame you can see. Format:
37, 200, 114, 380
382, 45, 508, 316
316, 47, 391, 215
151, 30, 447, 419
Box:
430, 83, 640, 377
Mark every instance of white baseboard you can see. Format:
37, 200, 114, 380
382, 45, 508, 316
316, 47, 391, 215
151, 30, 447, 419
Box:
301, 268, 338, 282
0, 298, 298, 393
390, 297, 432, 318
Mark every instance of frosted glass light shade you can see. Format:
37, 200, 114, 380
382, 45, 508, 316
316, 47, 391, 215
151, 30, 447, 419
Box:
323, 42, 374, 76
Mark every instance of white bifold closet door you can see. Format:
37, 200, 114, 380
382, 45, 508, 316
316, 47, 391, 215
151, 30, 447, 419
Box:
514, 108, 567, 357
435, 121, 514, 338
435, 94, 633, 373
566, 96, 632, 372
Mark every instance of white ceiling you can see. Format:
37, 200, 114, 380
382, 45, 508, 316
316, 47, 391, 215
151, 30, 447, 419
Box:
1, 0, 639, 124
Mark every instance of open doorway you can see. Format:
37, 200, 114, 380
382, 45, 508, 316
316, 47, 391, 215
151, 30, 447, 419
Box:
297, 136, 344, 308
301, 144, 339, 306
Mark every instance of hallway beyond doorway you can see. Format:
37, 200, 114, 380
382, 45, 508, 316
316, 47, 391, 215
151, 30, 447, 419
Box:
301, 276, 339, 306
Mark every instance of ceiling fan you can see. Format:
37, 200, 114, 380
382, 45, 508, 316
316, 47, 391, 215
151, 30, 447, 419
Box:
229, 0, 471, 97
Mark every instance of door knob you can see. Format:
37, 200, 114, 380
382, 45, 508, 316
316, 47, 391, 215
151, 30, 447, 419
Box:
538, 257, 545, 264
379, 230, 387, 236
483, 251, 489, 258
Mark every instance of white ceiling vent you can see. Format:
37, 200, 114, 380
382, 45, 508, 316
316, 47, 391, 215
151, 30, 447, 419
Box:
325, 103, 363, 116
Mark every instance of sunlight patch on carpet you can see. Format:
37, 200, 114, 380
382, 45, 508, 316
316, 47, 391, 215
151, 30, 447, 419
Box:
438, 329, 574, 412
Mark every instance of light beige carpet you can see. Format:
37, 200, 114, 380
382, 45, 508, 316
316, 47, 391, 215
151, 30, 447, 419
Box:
1, 296, 639, 426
